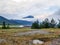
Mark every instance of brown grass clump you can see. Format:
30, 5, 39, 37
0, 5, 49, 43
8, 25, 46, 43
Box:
0, 28, 59, 45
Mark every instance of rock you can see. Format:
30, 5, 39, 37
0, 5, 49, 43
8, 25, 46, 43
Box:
32, 39, 44, 44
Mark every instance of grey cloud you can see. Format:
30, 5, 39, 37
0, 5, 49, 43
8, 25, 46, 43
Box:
0, 0, 60, 20
53, 9, 60, 15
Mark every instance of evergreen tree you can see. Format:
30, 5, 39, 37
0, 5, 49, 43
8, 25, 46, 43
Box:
40, 18, 50, 28
44, 18, 50, 28
2, 21, 6, 29
50, 18, 56, 28
39, 23, 44, 28
31, 20, 39, 29
7, 24, 10, 29
31, 18, 57, 29
57, 19, 60, 28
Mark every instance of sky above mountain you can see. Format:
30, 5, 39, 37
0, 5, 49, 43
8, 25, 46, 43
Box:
0, 0, 60, 21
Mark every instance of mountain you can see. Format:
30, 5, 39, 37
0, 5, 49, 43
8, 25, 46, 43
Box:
0, 16, 10, 25
0, 16, 32, 26
0, 16, 19, 25
23, 15, 34, 18
10, 20, 32, 26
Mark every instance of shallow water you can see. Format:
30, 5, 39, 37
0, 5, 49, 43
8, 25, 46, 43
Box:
14, 30, 49, 36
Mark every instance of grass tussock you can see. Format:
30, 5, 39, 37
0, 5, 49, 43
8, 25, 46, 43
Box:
0, 28, 60, 45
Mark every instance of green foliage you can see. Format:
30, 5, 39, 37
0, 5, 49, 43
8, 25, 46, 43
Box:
2, 21, 10, 29
31, 18, 57, 29
50, 18, 56, 28
31, 20, 40, 29
7, 24, 10, 29
2, 21, 6, 29
57, 19, 60, 28
41, 18, 50, 28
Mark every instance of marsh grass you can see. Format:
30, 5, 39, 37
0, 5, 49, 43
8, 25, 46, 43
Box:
0, 28, 60, 45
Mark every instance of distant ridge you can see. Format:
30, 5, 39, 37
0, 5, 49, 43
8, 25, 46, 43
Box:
10, 20, 32, 26
0, 16, 20, 25
0, 16, 32, 26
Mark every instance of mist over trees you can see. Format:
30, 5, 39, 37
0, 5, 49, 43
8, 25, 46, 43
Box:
2, 21, 6, 29
50, 18, 56, 28
31, 20, 40, 29
31, 18, 60, 29
2, 21, 10, 29
57, 19, 60, 28
40, 18, 50, 28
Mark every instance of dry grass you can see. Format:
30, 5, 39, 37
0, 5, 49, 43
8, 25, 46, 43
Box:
0, 28, 60, 45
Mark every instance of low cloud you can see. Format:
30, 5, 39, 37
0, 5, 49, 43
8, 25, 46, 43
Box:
0, 0, 60, 20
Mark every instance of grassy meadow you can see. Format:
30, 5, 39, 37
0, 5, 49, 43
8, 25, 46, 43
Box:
0, 28, 60, 45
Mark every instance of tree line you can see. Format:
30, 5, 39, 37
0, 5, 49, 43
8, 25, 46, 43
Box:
31, 18, 60, 29
2, 21, 10, 29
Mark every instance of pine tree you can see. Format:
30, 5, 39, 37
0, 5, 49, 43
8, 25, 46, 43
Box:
7, 24, 10, 29
57, 19, 60, 28
2, 21, 6, 29
50, 18, 56, 28
44, 18, 50, 28
31, 20, 39, 29
40, 18, 50, 28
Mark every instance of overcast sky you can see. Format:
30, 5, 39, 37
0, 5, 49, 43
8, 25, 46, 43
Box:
0, 0, 60, 21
